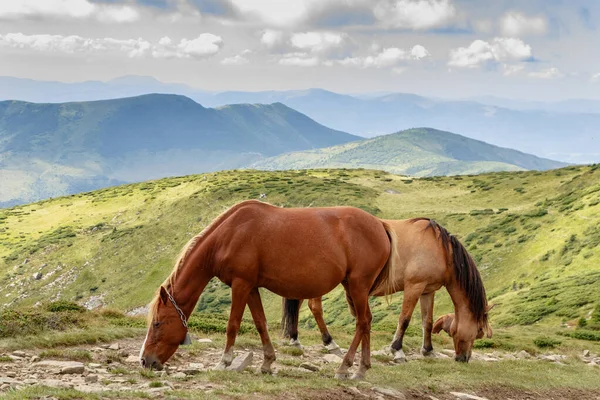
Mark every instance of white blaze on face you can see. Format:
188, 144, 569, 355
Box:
139, 331, 149, 362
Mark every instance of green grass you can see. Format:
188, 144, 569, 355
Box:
39, 349, 93, 362
1, 165, 600, 343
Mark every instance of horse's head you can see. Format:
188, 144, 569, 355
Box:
140, 286, 190, 370
436, 304, 495, 362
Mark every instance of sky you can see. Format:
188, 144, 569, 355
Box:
0, 0, 599, 100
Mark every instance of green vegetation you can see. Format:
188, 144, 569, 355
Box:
1, 165, 600, 357
252, 128, 566, 177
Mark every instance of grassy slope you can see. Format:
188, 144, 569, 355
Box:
252, 128, 567, 177
1, 165, 599, 335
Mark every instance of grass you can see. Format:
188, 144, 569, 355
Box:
39, 349, 93, 362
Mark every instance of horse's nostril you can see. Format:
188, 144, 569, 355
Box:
141, 358, 146, 367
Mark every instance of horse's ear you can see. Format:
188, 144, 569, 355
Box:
486, 304, 496, 313
159, 286, 169, 305
432, 315, 445, 334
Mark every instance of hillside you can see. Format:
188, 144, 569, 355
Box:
3, 76, 600, 164
252, 128, 567, 177
1, 165, 598, 334
0, 95, 358, 206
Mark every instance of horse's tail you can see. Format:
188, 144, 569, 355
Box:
281, 298, 301, 339
369, 221, 399, 301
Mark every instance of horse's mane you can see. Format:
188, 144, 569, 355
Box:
147, 200, 265, 323
409, 218, 488, 328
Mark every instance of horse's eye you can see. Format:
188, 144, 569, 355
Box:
153, 322, 161, 328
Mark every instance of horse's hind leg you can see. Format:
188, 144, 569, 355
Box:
248, 288, 276, 374
308, 297, 342, 356
336, 286, 371, 380
214, 279, 252, 370
390, 283, 426, 363
420, 292, 435, 356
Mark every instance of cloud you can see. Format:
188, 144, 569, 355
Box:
500, 11, 547, 37
152, 34, 224, 58
448, 37, 533, 69
221, 49, 251, 65
502, 64, 524, 76
0, 32, 223, 59
0, 33, 150, 57
373, 0, 456, 30
290, 31, 345, 53
0, 0, 141, 23
260, 29, 284, 49
528, 67, 564, 79
338, 45, 429, 68
278, 55, 320, 67
592, 73, 600, 83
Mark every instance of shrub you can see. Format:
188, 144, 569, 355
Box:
473, 339, 496, 349
46, 301, 86, 313
560, 330, 600, 342
577, 317, 588, 328
533, 336, 561, 348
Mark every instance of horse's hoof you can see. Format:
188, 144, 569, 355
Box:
213, 363, 228, 371
393, 355, 407, 363
289, 339, 303, 349
335, 372, 351, 380
259, 368, 273, 375
350, 373, 365, 381
326, 343, 344, 357
421, 348, 435, 357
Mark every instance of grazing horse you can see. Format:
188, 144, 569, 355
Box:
282, 218, 492, 363
140, 200, 398, 380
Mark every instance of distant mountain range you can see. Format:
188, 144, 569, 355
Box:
252, 128, 567, 177
0, 94, 357, 206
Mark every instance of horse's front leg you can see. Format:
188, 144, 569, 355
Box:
308, 297, 343, 356
248, 288, 276, 374
390, 283, 426, 363
214, 279, 252, 371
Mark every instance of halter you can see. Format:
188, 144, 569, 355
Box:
166, 290, 192, 345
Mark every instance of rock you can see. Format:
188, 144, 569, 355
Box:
125, 355, 140, 363
171, 372, 187, 379
373, 350, 390, 357
450, 392, 488, 400
35, 360, 85, 374
12, 351, 27, 357
372, 387, 406, 399
32, 272, 42, 280
183, 363, 204, 375
347, 387, 368, 397
39, 379, 72, 388
540, 354, 566, 362
108, 343, 120, 350
323, 353, 343, 363
30, 356, 40, 363
197, 338, 213, 344
441, 349, 455, 357
516, 350, 531, 359
583, 349, 591, 357
0, 377, 19, 386
226, 351, 253, 372
5, 372, 16, 378
85, 374, 99, 383
88, 363, 102, 368
299, 362, 320, 372
75, 385, 105, 393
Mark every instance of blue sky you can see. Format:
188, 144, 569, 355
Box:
0, 0, 599, 100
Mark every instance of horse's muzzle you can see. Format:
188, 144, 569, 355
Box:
454, 353, 470, 363
140, 354, 163, 370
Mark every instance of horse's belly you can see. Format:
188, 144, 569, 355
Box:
258, 264, 345, 299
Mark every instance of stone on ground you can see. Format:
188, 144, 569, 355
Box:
299, 362, 320, 372
226, 351, 253, 372
323, 353, 343, 363
34, 360, 85, 374
450, 392, 489, 400
372, 386, 406, 399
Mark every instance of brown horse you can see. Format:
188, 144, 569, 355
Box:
282, 218, 492, 362
140, 200, 398, 380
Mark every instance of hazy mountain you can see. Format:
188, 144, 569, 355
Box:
252, 128, 568, 177
0, 94, 358, 206
2, 76, 600, 163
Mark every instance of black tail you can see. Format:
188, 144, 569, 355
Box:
281, 298, 301, 340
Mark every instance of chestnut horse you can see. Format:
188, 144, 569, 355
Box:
282, 218, 492, 362
140, 200, 398, 380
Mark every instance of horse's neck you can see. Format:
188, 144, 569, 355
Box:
445, 280, 472, 321
171, 241, 215, 318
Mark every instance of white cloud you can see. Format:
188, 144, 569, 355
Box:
278, 55, 320, 67
0, 32, 223, 60
260, 29, 284, 48
528, 67, 564, 79
500, 11, 547, 37
221, 49, 252, 65
374, 0, 456, 30
231, 0, 314, 26
0, 0, 140, 23
339, 45, 429, 68
448, 37, 532, 68
502, 64, 524, 76
591, 73, 600, 83
290, 32, 345, 54
0, 32, 150, 57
